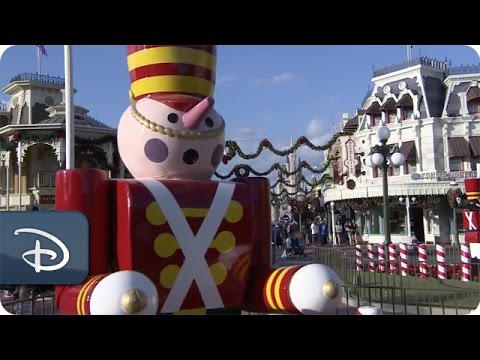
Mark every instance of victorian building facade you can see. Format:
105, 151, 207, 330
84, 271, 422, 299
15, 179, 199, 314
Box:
0, 73, 121, 210
323, 57, 480, 245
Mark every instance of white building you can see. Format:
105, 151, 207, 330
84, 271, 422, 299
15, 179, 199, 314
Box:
0, 72, 121, 210
323, 57, 480, 245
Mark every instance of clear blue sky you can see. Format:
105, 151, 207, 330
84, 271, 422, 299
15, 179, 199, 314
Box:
1, 45, 479, 178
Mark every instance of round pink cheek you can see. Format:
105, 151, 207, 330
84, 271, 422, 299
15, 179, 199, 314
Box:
144, 138, 169, 163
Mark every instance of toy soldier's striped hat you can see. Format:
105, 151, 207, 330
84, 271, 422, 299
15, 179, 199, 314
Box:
465, 178, 480, 202
127, 45, 216, 112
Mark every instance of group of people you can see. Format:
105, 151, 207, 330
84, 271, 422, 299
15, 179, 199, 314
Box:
334, 218, 358, 245
271, 219, 306, 258
307, 217, 328, 246
305, 216, 359, 246
271, 215, 360, 258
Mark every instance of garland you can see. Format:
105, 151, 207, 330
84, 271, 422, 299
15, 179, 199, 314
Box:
346, 179, 356, 190
0, 131, 117, 151
214, 156, 336, 180
269, 173, 332, 189
222, 131, 353, 162
447, 187, 463, 208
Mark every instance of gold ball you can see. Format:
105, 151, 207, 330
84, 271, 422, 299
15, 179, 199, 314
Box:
121, 289, 149, 314
323, 279, 340, 299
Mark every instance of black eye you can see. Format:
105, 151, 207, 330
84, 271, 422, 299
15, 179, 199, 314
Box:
168, 113, 178, 123
183, 149, 199, 165
205, 117, 214, 128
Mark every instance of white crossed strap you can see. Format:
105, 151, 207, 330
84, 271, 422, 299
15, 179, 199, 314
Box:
139, 180, 235, 313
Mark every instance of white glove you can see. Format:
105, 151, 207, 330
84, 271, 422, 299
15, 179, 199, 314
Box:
289, 264, 343, 315
90, 270, 159, 315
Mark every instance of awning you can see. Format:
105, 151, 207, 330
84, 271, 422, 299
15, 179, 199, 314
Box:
448, 137, 470, 157
470, 136, 480, 156
400, 141, 416, 161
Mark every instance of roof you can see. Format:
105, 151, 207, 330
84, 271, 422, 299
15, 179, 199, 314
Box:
38, 115, 113, 129
343, 116, 358, 132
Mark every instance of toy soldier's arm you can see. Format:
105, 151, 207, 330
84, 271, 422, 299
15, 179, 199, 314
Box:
232, 177, 343, 315
54, 169, 112, 314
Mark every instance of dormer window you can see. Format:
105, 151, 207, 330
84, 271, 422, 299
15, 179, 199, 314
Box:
397, 94, 414, 120
381, 98, 396, 124
467, 86, 480, 115
367, 102, 382, 126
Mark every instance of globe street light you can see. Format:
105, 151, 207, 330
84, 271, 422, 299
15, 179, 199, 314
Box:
365, 125, 405, 244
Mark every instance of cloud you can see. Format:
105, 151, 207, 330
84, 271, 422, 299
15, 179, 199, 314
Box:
227, 127, 265, 141
250, 72, 296, 86
217, 75, 236, 85
306, 118, 333, 140
272, 73, 295, 84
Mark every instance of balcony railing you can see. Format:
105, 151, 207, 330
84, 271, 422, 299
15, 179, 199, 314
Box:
10, 73, 65, 86
447, 64, 480, 76
373, 56, 449, 78
32, 172, 56, 188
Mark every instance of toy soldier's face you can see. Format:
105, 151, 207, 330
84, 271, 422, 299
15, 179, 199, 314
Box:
118, 97, 225, 180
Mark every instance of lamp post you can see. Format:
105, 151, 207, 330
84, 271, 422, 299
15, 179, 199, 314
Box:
398, 196, 416, 242
365, 125, 405, 245
450, 181, 460, 246
330, 201, 336, 245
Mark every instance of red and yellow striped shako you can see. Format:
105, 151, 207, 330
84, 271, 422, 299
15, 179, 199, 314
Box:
127, 45, 216, 112
465, 178, 480, 201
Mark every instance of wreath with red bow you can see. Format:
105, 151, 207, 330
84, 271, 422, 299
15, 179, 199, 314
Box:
346, 179, 356, 190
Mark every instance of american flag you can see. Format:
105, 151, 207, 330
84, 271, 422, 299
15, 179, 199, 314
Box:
36, 45, 47, 57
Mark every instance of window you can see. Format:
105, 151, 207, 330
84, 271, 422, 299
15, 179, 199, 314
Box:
467, 86, 480, 115
468, 97, 480, 115
402, 107, 414, 120
370, 113, 382, 126
471, 156, 480, 173
390, 207, 407, 235
387, 110, 397, 123
405, 160, 416, 174
367, 206, 381, 235
391, 166, 400, 176
449, 157, 464, 171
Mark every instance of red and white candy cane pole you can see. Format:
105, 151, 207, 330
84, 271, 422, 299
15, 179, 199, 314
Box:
378, 244, 386, 273
389, 244, 398, 274
399, 243, 408, 276
367, 244, 376, 272
419, 244, 428, 278
355, 245, 364, 272
436, 244, 446, 280
461, 243, 471, 282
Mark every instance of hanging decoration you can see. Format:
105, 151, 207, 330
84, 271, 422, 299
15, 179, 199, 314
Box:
447, 187, 463, 208
1, 131, 117, 150
269, 173, 332, 189
412, 195, 446, 210
217, 130, 353, 211
346, 179, 356, 190
214, 156, 337, 180
222, 131, 353, 163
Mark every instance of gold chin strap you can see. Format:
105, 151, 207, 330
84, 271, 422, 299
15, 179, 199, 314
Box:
129, 92, 225, 140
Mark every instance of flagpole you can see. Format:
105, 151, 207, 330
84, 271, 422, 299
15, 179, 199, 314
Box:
37, 46, 41, 74
64, 45, 75, 169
